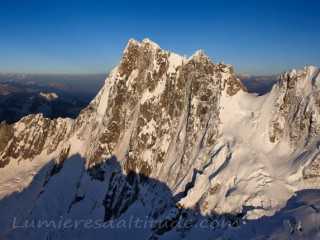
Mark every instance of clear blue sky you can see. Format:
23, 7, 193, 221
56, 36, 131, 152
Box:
0, 0, 319, 75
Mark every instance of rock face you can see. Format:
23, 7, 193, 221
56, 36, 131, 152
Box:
269, 67, 320, 145
70, 38, 245, 186
0, 114, 71, 167
0, 39, 320, 239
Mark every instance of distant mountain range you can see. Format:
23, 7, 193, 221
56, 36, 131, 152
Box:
0, 73, 107, 124
0, 73, 106, 102
0, 91, 86, 124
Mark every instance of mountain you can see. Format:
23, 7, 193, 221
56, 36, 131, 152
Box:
0, 73, 106, 102
0, 91, 87, 124
0, 38, 320, 239
38, 92, 59, 101
0, 84, 23, 95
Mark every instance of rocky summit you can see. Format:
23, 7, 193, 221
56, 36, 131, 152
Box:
1, 39, 320, 239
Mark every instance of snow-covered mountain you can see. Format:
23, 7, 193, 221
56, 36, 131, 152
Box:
38, 92, 59, 101
1, 38, 320, 239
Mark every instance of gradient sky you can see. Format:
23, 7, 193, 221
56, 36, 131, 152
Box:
0, 0, 319, 75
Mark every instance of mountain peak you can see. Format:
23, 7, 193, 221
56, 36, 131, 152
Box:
39, 92, 58, 101
188, 49, 207, 61
80, 38, 248, 166
142, 38, 160, 49
283, 66, 320, 78
124, 38, 210, 63
124, 38, 161, 54
123, 38, 141, 54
